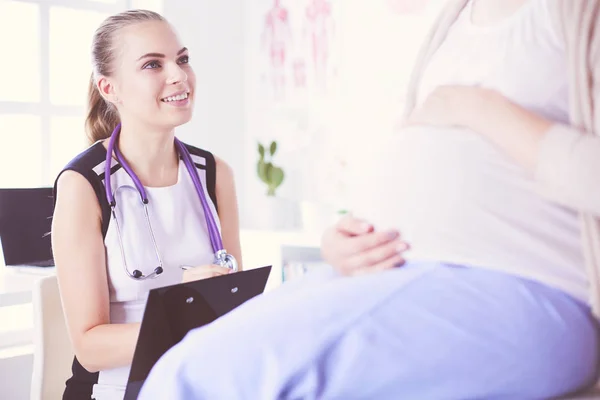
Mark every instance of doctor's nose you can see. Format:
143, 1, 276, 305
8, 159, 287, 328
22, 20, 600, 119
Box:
166, 64, 188, 85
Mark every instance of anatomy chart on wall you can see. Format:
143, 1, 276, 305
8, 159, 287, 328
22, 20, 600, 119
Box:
304, 0, 336, 91
256, 0, 339, 105
260, 0, 292, 101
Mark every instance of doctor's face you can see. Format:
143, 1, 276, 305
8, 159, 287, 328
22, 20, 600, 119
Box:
110, 20, 196, 130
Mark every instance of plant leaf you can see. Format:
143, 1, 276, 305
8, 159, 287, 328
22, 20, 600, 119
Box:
265, 163, 273, 182
258, 143, 265, 159
271, 167, 284, 188
270, 141, 277, 156
257, 161, 268, 183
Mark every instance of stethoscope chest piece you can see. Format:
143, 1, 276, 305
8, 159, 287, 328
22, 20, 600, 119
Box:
214, 249, 239, 272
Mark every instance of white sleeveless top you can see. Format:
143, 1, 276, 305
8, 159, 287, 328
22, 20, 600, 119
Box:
350, 0, 588, 303
90, 150, 220, 399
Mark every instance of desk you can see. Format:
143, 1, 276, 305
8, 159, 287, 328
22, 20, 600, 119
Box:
0, 230, 320, 306
0, 266, 55, 307
0, 229, 321, 307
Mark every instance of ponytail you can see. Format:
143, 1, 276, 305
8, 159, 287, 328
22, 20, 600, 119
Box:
85, 74, 120, 145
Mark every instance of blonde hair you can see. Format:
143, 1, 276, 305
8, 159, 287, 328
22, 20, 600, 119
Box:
85, 9, 166, 144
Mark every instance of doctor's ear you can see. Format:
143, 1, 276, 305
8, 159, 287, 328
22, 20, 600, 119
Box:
97, 76, 120, 105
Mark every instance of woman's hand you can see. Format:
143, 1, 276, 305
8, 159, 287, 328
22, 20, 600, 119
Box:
321, 214, 410, 277
181, 264, 233, 283
407, 84, 552, 171
407, 85, 499, 128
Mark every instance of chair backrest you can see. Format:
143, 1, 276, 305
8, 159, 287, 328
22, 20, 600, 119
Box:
30, 275, 73, 400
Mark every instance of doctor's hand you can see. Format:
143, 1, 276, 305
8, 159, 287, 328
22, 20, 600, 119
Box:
320, 214, 410, 277
181, 264, 233, 283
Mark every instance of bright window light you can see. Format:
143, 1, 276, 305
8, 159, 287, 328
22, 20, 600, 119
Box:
49, 7, 110, 107
0, 0, 166, 355
0, 115, 43, 187
0, 1, 41, 102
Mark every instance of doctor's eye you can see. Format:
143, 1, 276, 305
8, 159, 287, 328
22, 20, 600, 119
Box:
143, 60, 161, 70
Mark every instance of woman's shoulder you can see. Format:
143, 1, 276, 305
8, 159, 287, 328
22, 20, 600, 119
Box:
53, 140, 109, 205
53, 140, 112, 235
181, 143, 234, 181
60, 141, 108, 179
182, 142, 213, 158
180, 142, 217, 171
179, 142, 236, 211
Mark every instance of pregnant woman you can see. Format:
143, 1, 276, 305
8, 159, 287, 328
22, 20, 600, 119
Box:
139, 1, 600, 398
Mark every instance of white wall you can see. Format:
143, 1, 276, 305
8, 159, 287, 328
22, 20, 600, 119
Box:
163, 0, 249, 224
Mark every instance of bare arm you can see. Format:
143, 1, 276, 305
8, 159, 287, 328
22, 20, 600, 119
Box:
408, 1, 600, 216
215, 157, 243, 271
52, 170, 140, 373
461, 90, 600, 217
409, 83, 600, 217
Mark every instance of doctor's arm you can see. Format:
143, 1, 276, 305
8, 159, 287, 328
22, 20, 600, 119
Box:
52, 170, 140, 373
215, 157, 243, 271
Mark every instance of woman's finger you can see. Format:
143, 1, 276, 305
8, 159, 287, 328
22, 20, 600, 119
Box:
182, 265, 230, 281
348, 230, 402, 253
335, 214, 375, 236
203, 265, 232, 275
341, 239, 409, 272
349, 253, 406, 277
334, 230, 402, 259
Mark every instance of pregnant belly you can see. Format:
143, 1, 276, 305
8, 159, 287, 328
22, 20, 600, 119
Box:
346, 125, 532, 245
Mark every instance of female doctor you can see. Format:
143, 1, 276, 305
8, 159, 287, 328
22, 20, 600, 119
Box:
51, 9, 242, 400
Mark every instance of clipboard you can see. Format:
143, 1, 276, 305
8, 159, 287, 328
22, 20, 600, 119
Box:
124, 265, 272, 399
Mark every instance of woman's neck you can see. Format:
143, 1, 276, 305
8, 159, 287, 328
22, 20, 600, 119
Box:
111, 123, 180, 187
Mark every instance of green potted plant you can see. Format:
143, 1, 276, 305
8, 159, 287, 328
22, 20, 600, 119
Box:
257, 141, 285, 196
251, 140, 301, 230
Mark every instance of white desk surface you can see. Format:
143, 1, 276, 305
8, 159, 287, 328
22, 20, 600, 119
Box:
0, 266, 55, 307
0, 229, 321, 307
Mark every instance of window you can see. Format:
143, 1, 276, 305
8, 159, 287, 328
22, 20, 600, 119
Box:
49, 7, 110, 107
0, 0, 163, 188
0, 115, 43, 187
0, 2, 41, 103
0, 0, 163, 352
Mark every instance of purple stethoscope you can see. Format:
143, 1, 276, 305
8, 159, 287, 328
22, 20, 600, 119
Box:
104, 123, 238, 280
